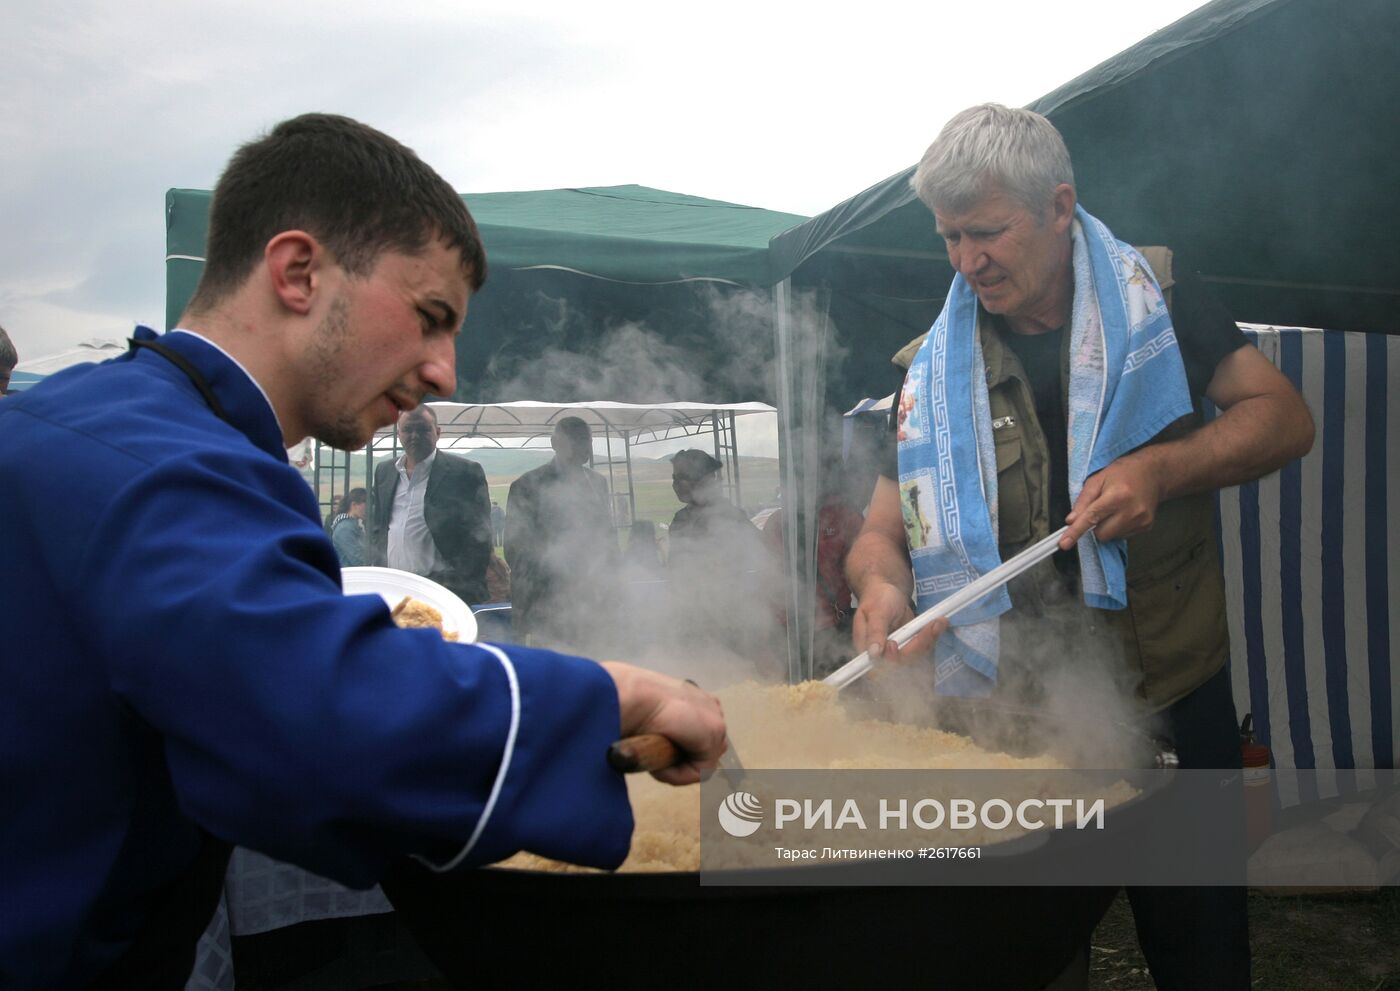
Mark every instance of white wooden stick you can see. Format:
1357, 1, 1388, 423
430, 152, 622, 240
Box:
822, 526, 1075, 690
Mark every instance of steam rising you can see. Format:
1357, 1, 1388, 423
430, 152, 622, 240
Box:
853, 577, 1155, 769
480, 285, 782, 404
481, 284, 1155, 769
492, 286, 832, 690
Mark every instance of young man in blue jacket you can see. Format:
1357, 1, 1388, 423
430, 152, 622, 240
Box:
0, 113, 726, 989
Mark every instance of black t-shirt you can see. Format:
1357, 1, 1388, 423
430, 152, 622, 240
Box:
880, 270, 1247, 522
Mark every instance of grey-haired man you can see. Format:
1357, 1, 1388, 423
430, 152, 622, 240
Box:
847, 104, 1313, 989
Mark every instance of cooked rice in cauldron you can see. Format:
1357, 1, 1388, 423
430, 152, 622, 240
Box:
501, 682, 1135, 873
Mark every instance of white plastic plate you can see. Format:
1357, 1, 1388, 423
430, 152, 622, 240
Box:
341, 566, 478, 644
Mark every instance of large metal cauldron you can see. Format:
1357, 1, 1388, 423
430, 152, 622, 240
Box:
382, 866, 1114, 988
382, 700, 1175, 990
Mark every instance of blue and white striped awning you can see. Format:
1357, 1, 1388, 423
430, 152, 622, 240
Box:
1217, 324, 1398, 799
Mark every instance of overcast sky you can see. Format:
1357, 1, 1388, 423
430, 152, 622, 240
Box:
2, 0, 1209, 367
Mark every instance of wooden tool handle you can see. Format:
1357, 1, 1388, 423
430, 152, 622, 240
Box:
607, 733, 682, 773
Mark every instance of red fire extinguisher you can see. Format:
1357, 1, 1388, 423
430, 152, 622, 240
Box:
1240, 713, 1273, 853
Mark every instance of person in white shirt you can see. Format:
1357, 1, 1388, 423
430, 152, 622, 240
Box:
371, 404, 493, 602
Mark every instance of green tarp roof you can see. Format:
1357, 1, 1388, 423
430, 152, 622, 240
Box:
466, 185, 806, 285
166, 184, 806, 328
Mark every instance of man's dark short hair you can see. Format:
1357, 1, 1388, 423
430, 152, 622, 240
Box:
554, 416, 593, 446
402, 403, 438, 426
672, 449, 722, 481
188, 113, 487, 314
336, 487, 368, 514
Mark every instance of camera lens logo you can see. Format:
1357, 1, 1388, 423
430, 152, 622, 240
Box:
717, 791, 765, 837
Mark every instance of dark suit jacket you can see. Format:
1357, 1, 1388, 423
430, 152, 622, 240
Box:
503, 459, 616, 639
370, 452, 493, 603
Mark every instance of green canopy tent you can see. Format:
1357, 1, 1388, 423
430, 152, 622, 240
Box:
166, 183, 805, 404
165, 180, 804, 500
166, 182, 805, 515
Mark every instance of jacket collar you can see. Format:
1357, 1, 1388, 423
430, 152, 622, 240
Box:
130, 326, 289, 462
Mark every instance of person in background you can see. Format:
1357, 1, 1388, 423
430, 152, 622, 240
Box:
0, 323, 16, 397
490, 500, 505, 546
622, 519, 663, 575
0, 112, 726, 989
326, 487, 369, 567
668, 449, 779, 670
846, 104, 1313, 990
370, 404, 494, 603
484, 550, 512, 603
504, 416, 617, 650
614, 520, 666, 653
666, 449, 755, 557
762, 458, 865, 679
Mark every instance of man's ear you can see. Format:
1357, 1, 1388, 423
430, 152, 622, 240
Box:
265, 231, 326, 316
1050, 183, 1077, 234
